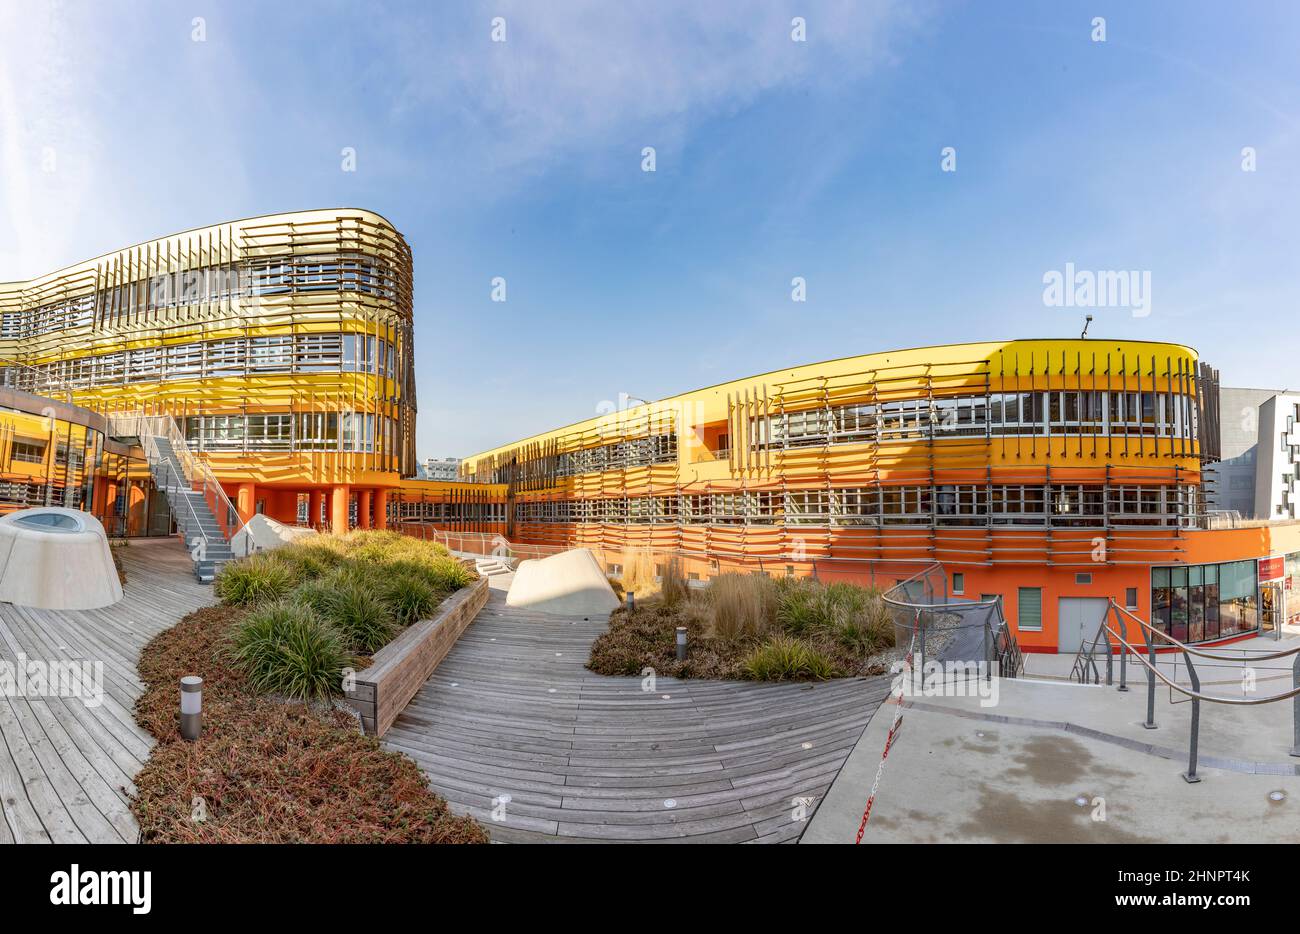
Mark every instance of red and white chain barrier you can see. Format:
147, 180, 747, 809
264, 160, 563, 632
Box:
854, 611, 919, 844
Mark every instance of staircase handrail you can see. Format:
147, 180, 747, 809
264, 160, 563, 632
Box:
107, 411, 248, 554
0, 360, 76, 402
139, 434, 226, 562
1069, 616, 1112, 684
1109, 601, 1300, 663
1100, 600, 1300, 705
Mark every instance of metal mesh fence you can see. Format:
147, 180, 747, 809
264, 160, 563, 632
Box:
882, 564, 1023, 676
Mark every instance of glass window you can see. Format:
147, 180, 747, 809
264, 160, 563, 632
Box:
1204, 563, 1220, 641
1018, 587, 1042, 631
1188, 565, 1205, 643
1153, 561, 1255, 644
1152, 567, 1171, 634
1170, 567, 1189, 642
1219, 559, 1258, 638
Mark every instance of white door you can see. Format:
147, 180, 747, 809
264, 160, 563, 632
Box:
1057, 597, 1111, 654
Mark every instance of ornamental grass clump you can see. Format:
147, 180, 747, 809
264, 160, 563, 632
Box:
741, 634, 838, 681
381, 571, 446, 626
315, 576, 399, 653
213, 529, 476, 657
231, 601, 353, 700
708, 572, 778, 640
214, 553, 296, 606
659, 555, 689, 608
589, 571, 894, 682
424, 556, 475, 592
272, 541, 348, 579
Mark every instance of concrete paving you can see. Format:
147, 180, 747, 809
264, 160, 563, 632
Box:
803, 673, 1300, 844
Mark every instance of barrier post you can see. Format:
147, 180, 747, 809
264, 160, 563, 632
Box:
1113, 604, 1128, 693
1141, 615, 1158, 730
1182, 655, 1202, 783
1291, 654, 1300, 757
1104, 614, 1113, 687
916, 609, 925, 669
983, 617, 992, 682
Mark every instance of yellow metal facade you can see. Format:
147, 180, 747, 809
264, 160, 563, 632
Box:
448, 338, 1247, 653
0, 209, 418, 530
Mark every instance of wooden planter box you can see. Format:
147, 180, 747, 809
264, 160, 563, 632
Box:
343, 575, 489, 736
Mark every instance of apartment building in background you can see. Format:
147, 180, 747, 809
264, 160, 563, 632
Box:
423, 457, 463, 481
1255, 393, 1300, 521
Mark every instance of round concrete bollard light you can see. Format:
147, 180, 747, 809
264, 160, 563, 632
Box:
675, 626, 687, 661
180, 676, 203, 741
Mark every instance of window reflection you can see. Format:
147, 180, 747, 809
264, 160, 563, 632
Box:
1151, 560, 1256, 644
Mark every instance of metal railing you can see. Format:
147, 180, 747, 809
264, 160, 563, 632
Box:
1074, 599, 1300, 781
397, 524, 943, 584
0, 360, 77, 402
107, 411, 249, 557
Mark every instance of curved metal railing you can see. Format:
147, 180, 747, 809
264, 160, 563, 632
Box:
1076, 598, 1300, 780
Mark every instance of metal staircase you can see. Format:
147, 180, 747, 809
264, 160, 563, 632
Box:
108, 413, 247, 583
146, 435, 236, 581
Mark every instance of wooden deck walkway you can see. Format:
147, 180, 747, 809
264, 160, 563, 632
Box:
383, 580, 892, 843
0, 539, 214, 843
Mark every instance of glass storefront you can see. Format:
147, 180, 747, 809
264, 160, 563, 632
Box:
1152, 560, 1257, 643
1286, 553, 1300, 627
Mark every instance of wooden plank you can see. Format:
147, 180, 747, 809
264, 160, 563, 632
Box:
0, 538, 216, 845
381, 580, 889, 843
344, 576, 489, 736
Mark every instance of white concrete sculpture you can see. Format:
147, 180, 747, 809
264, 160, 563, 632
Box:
0, 507, 123, 609
506, 547, 620, 616
230, 513, 318, 556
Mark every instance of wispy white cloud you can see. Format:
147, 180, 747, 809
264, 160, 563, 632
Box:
0, 3, 105, 277
383, 0, 930, 176
0, 2, 261, 280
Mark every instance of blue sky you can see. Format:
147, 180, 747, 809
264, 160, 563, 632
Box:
1, 1, 1297, 459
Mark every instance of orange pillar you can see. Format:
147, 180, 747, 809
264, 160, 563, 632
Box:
358, 490, 372, 529
92, 475, 108, 518
104, 481, 119, 536
331, 484, 351, 535
236, 482, 257, 526
374, 489, 389, 530
129, 483, 146, 536
309, 490, 324, 530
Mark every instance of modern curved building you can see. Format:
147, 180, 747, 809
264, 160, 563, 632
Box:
0, 209, 418, 536
459, 339, 1300, 652
5, 222, 1297, 648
